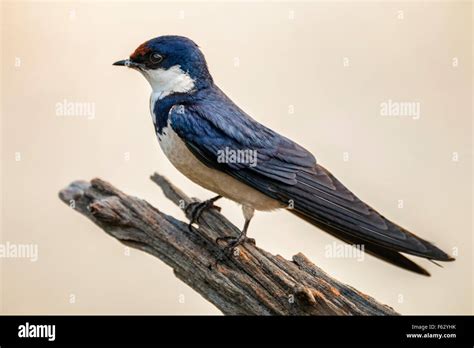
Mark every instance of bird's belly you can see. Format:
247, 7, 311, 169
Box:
157, 126, 283, 211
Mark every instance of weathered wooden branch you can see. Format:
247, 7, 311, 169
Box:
58, 173, 398, 315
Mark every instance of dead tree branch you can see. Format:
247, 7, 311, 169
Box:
58, 173, 398, 315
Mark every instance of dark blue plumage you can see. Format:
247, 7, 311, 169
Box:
169, 86, 316, 183
167, 89, 452, 265
147, 36, 213, 89
114, 35, 454, 276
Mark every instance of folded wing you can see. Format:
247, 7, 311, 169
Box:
169, 88, 453, 275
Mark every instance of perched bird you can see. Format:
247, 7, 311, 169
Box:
114, 35, 454, 275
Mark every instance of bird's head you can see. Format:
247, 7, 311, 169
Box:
113, 35, 212, 96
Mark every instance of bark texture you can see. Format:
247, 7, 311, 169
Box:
58, 173, 398, 315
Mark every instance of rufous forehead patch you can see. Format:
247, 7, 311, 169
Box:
130, 42, 151, 60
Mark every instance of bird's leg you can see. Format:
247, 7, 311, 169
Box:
216, 218, 256, 250
216, 205, 256, 249
186, 195, 222, 231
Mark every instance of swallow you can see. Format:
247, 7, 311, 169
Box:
114, 35, 454, 275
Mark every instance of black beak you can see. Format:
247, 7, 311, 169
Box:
113, 59, 128, 66
113, 59, 144, 69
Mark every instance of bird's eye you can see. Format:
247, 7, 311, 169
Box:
150, 53, 163, 64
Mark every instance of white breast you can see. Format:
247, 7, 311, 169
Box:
142, 65, 195, 100
156, 117, 282, 211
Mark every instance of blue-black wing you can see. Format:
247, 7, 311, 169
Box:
169, 88, 453, 275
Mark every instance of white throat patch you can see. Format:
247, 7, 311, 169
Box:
141, 65, 195, 99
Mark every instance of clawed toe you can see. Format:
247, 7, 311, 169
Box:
216, 235, 255, 251
215, 215, 254, 253
186, 195, 222, 230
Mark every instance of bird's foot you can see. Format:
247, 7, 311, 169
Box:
216, 234, 255, 253
186, 195, 222, 231
215, 216, 254, 254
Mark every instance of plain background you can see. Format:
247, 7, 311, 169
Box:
0, 1, 472, 314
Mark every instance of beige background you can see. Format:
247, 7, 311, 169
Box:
0, 1, 472, 314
